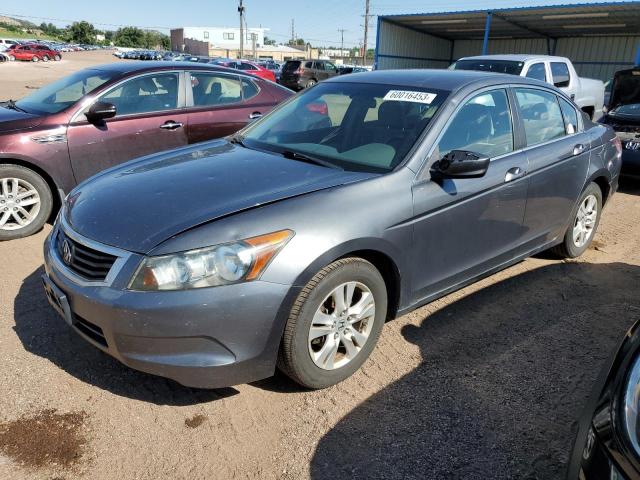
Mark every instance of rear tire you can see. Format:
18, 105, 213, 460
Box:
0, 164, 53, 241
42, 55, 49, 62
551, 182, 602, 258
305, 79, 317, 88
54, 54, 61, 61
31, 56, 39, 62
278, 257, 387, 389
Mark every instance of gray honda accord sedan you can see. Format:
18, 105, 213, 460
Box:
42, 70, 621, 389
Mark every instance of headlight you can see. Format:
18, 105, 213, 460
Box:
623, 353, 640, 456
128, 230, 293, 291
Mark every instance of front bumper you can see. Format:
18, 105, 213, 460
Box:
42, 225, 295, 389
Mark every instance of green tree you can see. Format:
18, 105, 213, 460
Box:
264, 36, 276, 46
113, 26, 145, 47
67, 21, 96, 44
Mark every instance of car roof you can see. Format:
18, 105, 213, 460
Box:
325, 68, 539, 91
87, 61, 250, 75
458, 54, 568, 62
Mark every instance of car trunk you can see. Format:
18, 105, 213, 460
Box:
281, 61, 301, 82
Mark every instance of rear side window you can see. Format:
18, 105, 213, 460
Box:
526, 63, 547, 82
241, 78, 259, 100
190, 72, 242, 107
515, 88, 566, 146
559, 97, 579, 134
437, 89, 514, 159
551, 62, 571, 88
238, 62, 257, 71
305, 61, 313, 68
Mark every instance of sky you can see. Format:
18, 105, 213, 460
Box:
0, 0, 634, 48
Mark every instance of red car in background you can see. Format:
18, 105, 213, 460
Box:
7, 44, 61, 62
211, 59, 276, 82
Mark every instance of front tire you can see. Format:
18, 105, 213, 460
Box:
551, 182, 602, 258
54, 54, 61, 61
31, 56, 39, 62
42, 55, 49, 62
8, 55, 15, 61
278, 257, 387, 389
305, 79, 317, 88
0, 164, 53, 241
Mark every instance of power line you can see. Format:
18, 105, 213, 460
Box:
0, 12, 171, 30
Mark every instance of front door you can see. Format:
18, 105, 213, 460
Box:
513, 87, 592, 244
67, 72, 188, 183
411, 88, 530, 302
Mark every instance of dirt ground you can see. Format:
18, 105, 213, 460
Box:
1, 51, 640, 480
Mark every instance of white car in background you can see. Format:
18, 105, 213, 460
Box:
451, 54, 605, 119
0, 39, 17, 52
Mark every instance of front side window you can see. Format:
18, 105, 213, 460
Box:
515, 88, 566, 146
190, 72, 241, 107
551, 62, 571, 88
436, 89, 514, 159
242, 82, 448, 172
526, 63, 547, 82
100, 73, 179, 116
559, 97, 579, 134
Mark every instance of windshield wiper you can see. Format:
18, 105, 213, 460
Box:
281, 150, 343, 170
228, 134, 247, 147
3, 99, 28, 113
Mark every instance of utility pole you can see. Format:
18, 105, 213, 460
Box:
238, 0, 245, 59
290, 19, 295, 45
338, 28, 346, 59
362, 0, 370, 66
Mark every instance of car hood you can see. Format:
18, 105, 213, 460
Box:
66, 141, 374, 253
608, 69, 640, 114
0, 105, 42, 133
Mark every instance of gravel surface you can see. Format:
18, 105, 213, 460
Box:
0, 52, 639, 480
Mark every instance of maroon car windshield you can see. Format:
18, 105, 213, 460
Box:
15, 69, 122, 115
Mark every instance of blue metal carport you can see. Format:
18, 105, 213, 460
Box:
375, 1, 640, 81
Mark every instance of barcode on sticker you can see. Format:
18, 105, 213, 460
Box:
383, 90, 437, 104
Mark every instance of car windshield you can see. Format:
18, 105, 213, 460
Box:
241, 82, 449, 173
451, 59, 525, 75
15, 68, 121, 114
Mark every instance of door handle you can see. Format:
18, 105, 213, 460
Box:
248, 112, 262, 119
160, 121, 183, 130
504, 167, 526, 183
573, 144, 585, 156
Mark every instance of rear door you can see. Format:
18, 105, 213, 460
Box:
411, 88, 530, 302
67, 71, 188, 183
185, 71, 271, 143
513, 87, 591, 244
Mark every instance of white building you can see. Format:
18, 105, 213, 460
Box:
172, 27, 267, 50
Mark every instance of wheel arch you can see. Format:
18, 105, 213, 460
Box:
0, 157, 63, 221
585, 169, 611, 205
289, 238, 407, 321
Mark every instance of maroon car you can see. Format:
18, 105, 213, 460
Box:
7, 44, 61, 62
0, 62, 293, 240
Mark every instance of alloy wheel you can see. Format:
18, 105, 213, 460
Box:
573, 194, 598, 248
0, 178, 41, 231
308, 281, 376, 370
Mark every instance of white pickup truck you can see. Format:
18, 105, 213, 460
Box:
450, 54, 605, 119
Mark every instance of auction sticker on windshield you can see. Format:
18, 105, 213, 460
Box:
383, 90, 437, 104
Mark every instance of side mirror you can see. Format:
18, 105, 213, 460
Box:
431, 150, 490, 179
86, 101, 117, 124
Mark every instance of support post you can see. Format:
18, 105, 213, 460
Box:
482, 12, 492, 55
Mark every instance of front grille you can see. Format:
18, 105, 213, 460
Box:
74, 314, 108, 348
56, 230, 117, 281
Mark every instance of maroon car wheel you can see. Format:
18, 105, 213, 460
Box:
31, 56, 39, 62
8, 55, 14, 61
42, 55, 49, 62
54, 54, 61, 61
